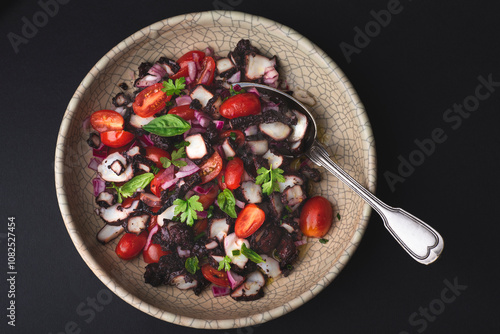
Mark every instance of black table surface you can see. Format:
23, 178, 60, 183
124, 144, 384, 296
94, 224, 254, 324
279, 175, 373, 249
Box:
2, 0, 500, 333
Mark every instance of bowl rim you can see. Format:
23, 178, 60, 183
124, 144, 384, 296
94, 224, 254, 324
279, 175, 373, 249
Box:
54, 10, 376, 329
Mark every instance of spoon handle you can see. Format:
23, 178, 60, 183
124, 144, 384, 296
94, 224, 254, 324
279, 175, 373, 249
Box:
307, 142, 444, 265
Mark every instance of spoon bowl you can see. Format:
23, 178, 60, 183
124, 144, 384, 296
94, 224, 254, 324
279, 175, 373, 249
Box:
236, 82, 444, 265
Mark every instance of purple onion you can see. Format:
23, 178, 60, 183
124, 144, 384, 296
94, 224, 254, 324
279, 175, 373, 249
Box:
175, 95, 192, 106
211, 285, 230, 298
88, 158, 102, 171
92, 177, 106, 196
227, 270, 245, 290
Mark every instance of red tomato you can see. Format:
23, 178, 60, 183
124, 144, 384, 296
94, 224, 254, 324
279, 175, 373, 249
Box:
177, 50, 205, 67
143, 244, 171, 264
224, 158, 244, 190
100, 130, 134, 148
201, 264, 230, 287
199, 151, 223, 184
122, 196, 140, 208
132, 82, 171, 118
299, 196, 333, 238
234, 204, 266, 238
217, 167, 227, 191
115, 231, 148, 260
169, 66, 188, 80
219, 93, 261, 119
220, 130, 245, 147
197, 184, 219, 210
145, 146, 171, 168
168, 105, 196, 121
193, 218, 208, 236
90, 110, 124, 133
150, 168, 167, 197
195, 56, 216, 85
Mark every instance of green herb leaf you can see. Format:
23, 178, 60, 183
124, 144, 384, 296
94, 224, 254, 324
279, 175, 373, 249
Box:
319, 238, 329, 244
160, 156, 172, 168
173, 195, 204, 226
207, 205, 215, 219
217, 189, 237, 218
194, 232, 206, 241
174, 141, 191, 149
143, 114, 191, 137
162, 77, 186, 96
241, 243, 264, 264
218, 255, 232, 272
337, 213, 341, 220
108, 173, 155, 203
255, 165, 285, 196
232, 249, 241, 256
185, 256, 200, 274
229, 132, 237, 141
161, 147, 188, 168
150, 164, 160, 175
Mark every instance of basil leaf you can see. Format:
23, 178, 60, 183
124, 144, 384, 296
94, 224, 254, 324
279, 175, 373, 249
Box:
185, 256, 200, 274
143, 114, 191, 137
119, 173, 154, 198
217, 189, 237, 218
241, 243, 264, 263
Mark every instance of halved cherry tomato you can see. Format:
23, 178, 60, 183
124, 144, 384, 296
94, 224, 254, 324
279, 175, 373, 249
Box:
201, 264, 230, 287
217, 167, 227, 191
132, 82, 171, 118
100, 130, 134, 148
299, 196, 333, 238
168, 105, 196, 121
150, 167, 169, 197
197, 184, 219, 210
193, 218, 208, 236
195, 56, 216, 85
220, 130, 245, 147
145, 146, 171, 168
90, 110, 124, 133
219, 93, 261, 119
224, 157, 244, 190
169, 66, 188, 80
147, 206, 162, 232
122, 196, 140, 209
143, 244, 171, 264
115, 231, 148, 260
199, 151, 223, 184
234, 204, 266, 238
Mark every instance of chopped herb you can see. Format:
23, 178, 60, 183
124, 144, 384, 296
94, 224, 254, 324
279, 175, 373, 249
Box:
150, 164, 160, 175
241, 243, 264, 264
143, 114, 191, 137
165, 100, 174, 107
107, 173, 154, 203
160, 147, 187, 168
285, 205, 292, 213
229, 132, 237, 141
337, 213, 341, 220
174, 140, 191, 149
206, 205, 215, 219
221, 175, 225, 183
185, 256, 200, 274
232, 249, 241, 256
173, 195, 204, 226
217, 189, 237, 218
218, 255, 232, 272
162, 77, 186, 96
194, 232, 206, 241
319, 238, 329, 244
255, 165, 286, 196
226, 156, 234, 161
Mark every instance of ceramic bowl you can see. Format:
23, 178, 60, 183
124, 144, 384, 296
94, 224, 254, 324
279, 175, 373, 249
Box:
55, 10, 376, 329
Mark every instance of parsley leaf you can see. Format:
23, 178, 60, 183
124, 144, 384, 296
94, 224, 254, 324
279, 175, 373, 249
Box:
319, 238, 329, 244
174, 140, 191, 149
218, 255, 232, 272
255, 166, 285, 196
173, 195, 204, 226
241, 243, 264, 263
150, 164, 160, 175
206, 205, 215, 219
108, 173, 154, 203
162, 77, 186, 96
337, 213, 341, 220
217, 189, 237, 218
185, 256, 200, 274
159, 147, 188, 168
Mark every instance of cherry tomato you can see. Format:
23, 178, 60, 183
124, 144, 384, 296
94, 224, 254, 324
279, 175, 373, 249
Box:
219, 93, 261, 119
217, 167, 227, 191
220, 130, 245, 147
224, 157, 244, 190
90, 110, 124, 133
122, 196, 140, 209
143, 244, 171, 264
199, 151, 223, 184
145, 146, 171, 168
193, 218, 208, 236
234, 204, 266, 239
100, 130, 134, 148
115, 231, 148, 260
132, 82, 171, 118
195, 56, 216, 85
168, 105, 196, 121
299, 196, 333, 238
149, 168, 169, 197
197, 184, 219, 210
169, 66, 189, 80
177, 50, 205, 67
201, 264, 230, 287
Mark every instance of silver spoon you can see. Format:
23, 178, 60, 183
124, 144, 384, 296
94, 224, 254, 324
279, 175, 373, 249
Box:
236, 82, 444, 265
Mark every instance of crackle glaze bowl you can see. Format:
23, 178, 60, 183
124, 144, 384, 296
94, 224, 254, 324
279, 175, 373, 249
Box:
55, 10, 376, 329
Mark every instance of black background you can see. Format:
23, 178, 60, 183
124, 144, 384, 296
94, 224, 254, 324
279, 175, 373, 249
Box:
1, 0, 499, 333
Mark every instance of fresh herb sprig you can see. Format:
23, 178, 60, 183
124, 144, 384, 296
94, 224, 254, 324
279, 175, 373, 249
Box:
217, 189, 237, 218
173, 195, 204, 226
160, 147, 188, 168
143, 114, 191, 137
162, 77, 186, 96
108, 173, 154, 203
255, 165, 285, 196
218, 255, 232, 272
185, 256, 200, 274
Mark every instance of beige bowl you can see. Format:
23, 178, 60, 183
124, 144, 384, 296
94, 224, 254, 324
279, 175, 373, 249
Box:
55, 10, 376, 329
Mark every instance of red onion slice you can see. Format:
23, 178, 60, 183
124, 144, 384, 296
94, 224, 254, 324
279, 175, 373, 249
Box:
88, 158, 102, 171
213, 120, 224, 130
82, 116, 91, 131
175, 159, 200, 179
93, 146, 108, 159
187, 61, 197, 81
235, 199, 246, 209
144, 224, 159, 251
137, 134, 154, 147
194, 111, 212, 128
227, 270, 245, 290
212, 285, 230, 297
175, 95, 192, 106
92, 177, 106, 196
193, 185, 213, 195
